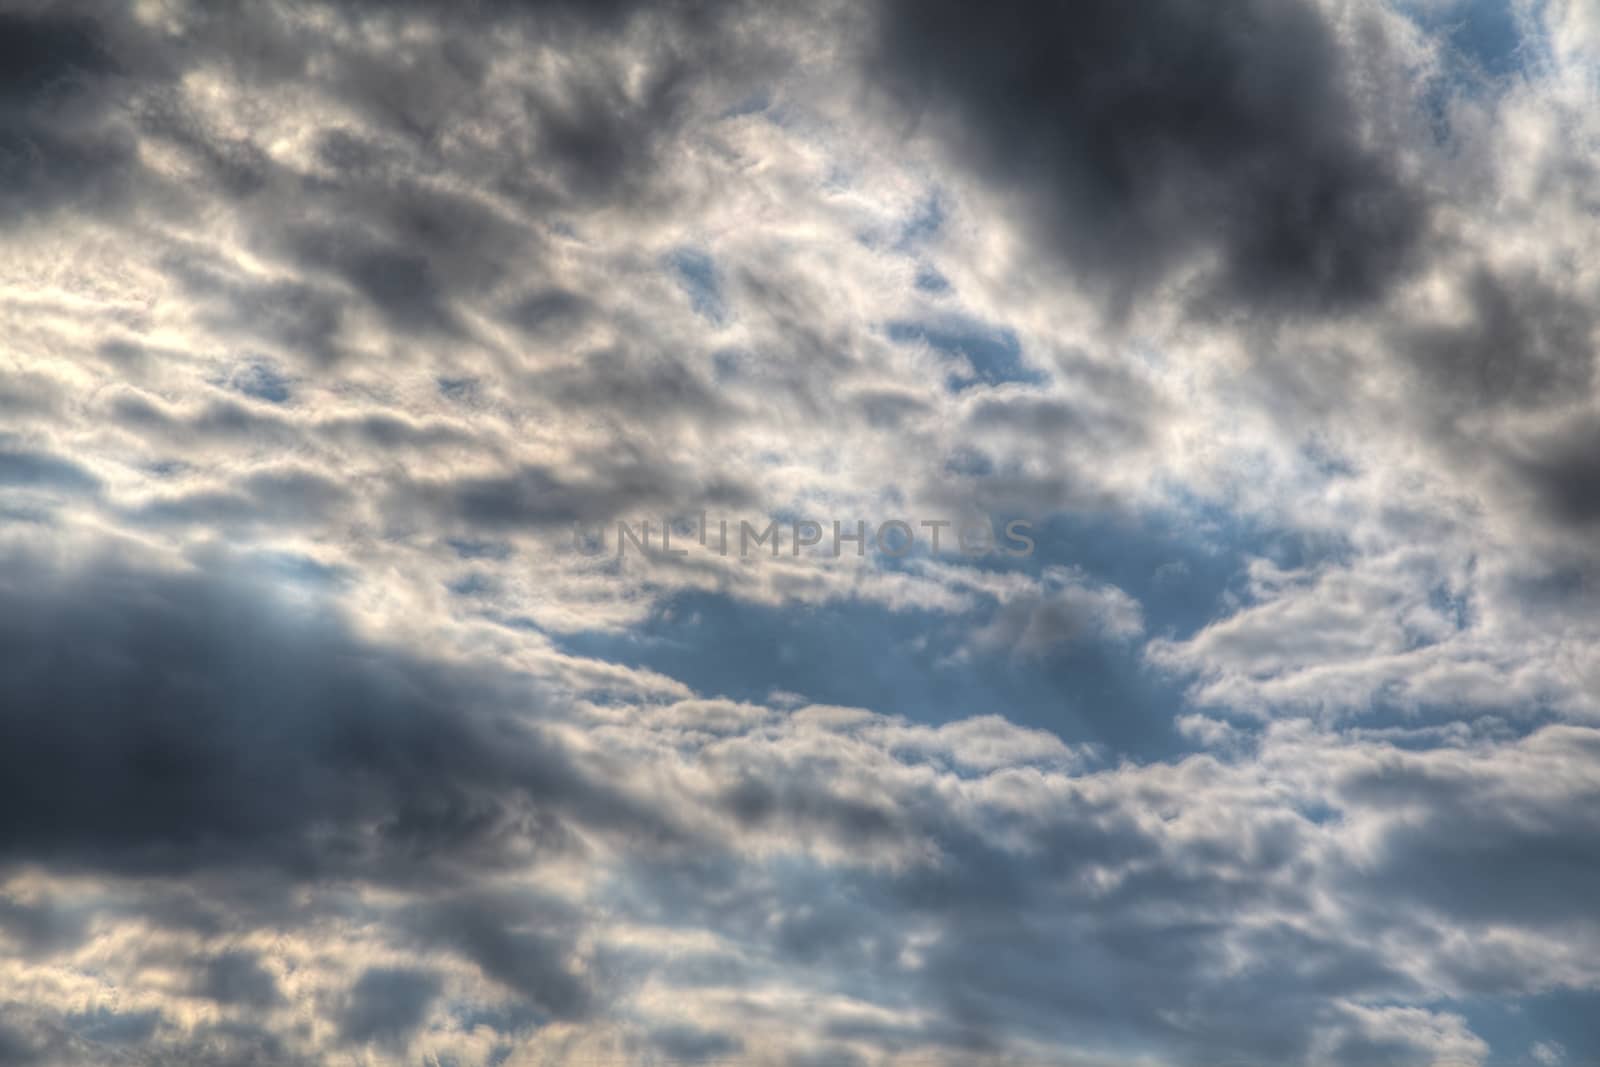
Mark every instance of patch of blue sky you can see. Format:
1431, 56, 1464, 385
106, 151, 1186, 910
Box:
249, 551, 347, 584
554, 587, 1194, 760
1408, 0, 1531, 80
886, 317, 1044, 391
1346, 705, 1559, 746
445, 537, 514, 561
436, 376, 477, 402
446, 571, 501, 598
666, 247, 727, 325
222, 358, 291, 404
1405, 0, 1536, 138
144, 459, 189, 478
890, 492, 1355, 643
1445, 990, 1600, 1067
710, 347, 746, 384
913, 265, 951, 294
897, 193, 946, 248
719, 90, 771, 119
942, 446, 994, 479
1300, 436, 1360, 480
552, 495, 1414, 758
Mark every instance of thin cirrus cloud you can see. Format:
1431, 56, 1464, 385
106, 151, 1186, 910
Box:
2, 0, 1600, 1065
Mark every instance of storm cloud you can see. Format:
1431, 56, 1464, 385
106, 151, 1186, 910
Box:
871, 0, 1432, 315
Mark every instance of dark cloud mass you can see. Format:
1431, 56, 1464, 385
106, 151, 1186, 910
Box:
874, 0, 1429, 314
195, 950, 284, 1009
0, 550, 653, 879
336, 967, 442, 1047
0, 9, 140, 224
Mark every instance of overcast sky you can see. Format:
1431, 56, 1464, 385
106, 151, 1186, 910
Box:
3, 0, 1600, 1064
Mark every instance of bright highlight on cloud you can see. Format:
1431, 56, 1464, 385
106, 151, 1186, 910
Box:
3, 0, 1600, 1063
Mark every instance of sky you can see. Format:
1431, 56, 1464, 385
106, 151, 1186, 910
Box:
1, 0, 1599, 1064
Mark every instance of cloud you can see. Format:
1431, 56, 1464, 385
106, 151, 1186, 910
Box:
0, 448, 101, 495
3, 546, 1598, 1064
403, 891, 592, 1018
194, 951, 283, 1009
336, 967, 442, 1047
966, 566, 1145, 659
869, 0, 1431, 316
0, 9, 142, 226
4, 0, 1600, 1063
0, 549, 668, 881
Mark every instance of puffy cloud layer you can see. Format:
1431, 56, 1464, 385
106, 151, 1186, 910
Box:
3, 0, 1600, 1064
6, 548, 1599, 1066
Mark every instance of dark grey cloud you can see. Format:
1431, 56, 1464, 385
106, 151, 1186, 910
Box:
109, 393, 296, 449
851, 387, 931, 432
872, 0, 1430, 316
1338, 732, 1600, 930
718, 773, 903, 847
0, 547, 720, 1055
0, 10, 111, 100
1509, 416, 1600, 530
404, 891, 593, 1018
504, 287, 593, 339
305, 0, 766, 217
516, 56, 698, 206
0, 1009, 308, 1067
0, 374, 66, 425
0, 549, 669, 881
125, 468, 350, 531
284, 223, 464, 335
165, 255, 352, 368
336, 967, 442, 1047
131, 85, 276, 200
650, 1023, 742, 1062
0, 9, 140, 225
0, 894, 86, 959
0, 1021, 39, 1067
529, 348, 736, 427
194, 950, 283, 1009
395, 446, 753, 531
66, 1008, 163, 1047
0, 448, 101, 495
162, 1020, 307, 1067
317, 412, 473, 451
338, 0, 717, 21
966, 393, 1152, 453
1401, 266, 1598, 411
1361, 260, 1600, 548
